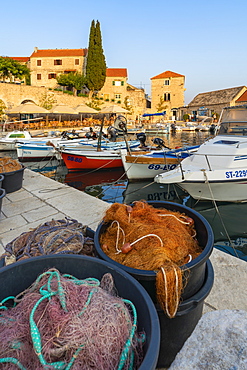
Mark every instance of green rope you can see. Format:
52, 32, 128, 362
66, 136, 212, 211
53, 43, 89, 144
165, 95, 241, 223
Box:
117, 299, 138, 370
0, 357, 27, 370
0, 270, 141, 369
0, 296, 16, 311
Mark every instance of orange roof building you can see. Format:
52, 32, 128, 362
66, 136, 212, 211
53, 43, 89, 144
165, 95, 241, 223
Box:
150, 70, 185, 119
29, 47, 88, 88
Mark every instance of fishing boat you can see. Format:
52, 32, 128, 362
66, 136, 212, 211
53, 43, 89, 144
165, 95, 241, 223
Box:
16, 141, 58, 161
120, 145, 199, 181
60, 149, 123, 170
155, 105, 247, 202
57, 139, 140, 151
0, 131, 35, 151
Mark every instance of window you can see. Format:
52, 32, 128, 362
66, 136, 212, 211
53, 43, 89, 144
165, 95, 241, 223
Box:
48, 73, 56, 79
164, 79, 170, 86
37, 74, 41, 80
121, 81, 124, 86
37, 60, 41, 66
75, 59, 79, 65
115, 94, 121, 99
164, 93, 170, 101
54, 59, 62, 65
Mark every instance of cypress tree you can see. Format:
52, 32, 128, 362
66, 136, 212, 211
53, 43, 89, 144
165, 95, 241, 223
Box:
86, 20, 106, 94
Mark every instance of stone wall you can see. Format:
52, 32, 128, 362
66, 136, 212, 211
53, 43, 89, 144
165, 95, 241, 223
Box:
0, 83, 146, 119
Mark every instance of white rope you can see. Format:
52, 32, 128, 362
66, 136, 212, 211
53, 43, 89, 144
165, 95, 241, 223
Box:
158, 213, 191, 225
202, 169, 240, 258
161, 266, 180, 318
109, 220, 125, 254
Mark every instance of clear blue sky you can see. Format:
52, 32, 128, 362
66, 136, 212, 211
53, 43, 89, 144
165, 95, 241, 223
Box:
1, 0, 246, 104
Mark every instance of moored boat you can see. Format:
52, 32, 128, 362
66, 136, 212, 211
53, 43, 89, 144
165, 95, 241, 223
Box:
0, 131, 34, 151
155, 105, 247, 202
120, 145, 199, 181
61, 149, 123, 171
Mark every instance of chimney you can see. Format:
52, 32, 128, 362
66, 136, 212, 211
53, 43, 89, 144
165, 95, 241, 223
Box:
34, 47, 38, 53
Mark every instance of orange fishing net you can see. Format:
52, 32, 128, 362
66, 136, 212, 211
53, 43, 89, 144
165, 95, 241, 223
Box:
0, 157, 22, 173
100, 201, 203, 318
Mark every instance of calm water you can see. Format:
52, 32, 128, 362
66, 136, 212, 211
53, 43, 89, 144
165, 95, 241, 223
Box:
1, 130, 247, 262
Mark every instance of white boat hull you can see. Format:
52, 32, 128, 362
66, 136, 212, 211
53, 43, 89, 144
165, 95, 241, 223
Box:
155, 128, 247, 202
16, 144, 56, 161
176, 179, 247, 202
122, 157, 177, 180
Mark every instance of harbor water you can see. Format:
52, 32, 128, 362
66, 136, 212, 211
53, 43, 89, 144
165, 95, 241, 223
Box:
1, 130, 247, 262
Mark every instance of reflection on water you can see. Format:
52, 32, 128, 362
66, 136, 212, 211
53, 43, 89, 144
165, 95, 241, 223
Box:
1, 131, 246, 261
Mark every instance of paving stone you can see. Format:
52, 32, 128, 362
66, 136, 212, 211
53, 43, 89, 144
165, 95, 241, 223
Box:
3, 198, 46, 218
0, 212, 66, 247
22, 204, 60, 223
0, 214, 28, 234
5, 188, 33, 203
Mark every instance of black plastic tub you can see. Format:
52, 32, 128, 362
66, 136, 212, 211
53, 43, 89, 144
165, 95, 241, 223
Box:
94, 200, 214, 301
0, 254, 160, 370
157, 259, 214, 368
0, 187, 5, 214
0, 174, 4, 188
1, 165, 25, 193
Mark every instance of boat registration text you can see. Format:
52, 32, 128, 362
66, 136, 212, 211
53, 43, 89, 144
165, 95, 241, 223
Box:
225, 170, 247, 178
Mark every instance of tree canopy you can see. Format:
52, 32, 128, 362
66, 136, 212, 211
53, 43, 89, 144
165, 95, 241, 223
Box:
56, 72, 87, 96
85, 20, 106, 93
0, 57, 30, 83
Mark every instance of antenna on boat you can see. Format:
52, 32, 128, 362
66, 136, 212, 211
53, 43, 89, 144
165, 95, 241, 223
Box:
97, 115, 105, 151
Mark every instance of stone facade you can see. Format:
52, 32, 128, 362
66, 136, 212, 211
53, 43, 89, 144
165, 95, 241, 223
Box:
97, 69, 147, 117
151, 71, 185, 120
29, 48, 87, 88
0, 83, 89, 111
98, 68, 128, 103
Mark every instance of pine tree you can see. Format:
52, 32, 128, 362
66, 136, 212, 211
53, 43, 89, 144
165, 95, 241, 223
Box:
86, 20, 106, 94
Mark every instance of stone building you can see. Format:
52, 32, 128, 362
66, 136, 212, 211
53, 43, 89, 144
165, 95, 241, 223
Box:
184, 86, 247, 120
150, 71, 185, 119
29, 48, 88, 88
98, 68, 127, 103
98, 68, 147, 115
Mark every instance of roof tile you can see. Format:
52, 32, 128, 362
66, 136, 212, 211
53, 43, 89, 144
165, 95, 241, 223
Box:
236, 90, 247, 102
151, 70, 184, 79
106, 68, 127, 77
30, 49, 87, 58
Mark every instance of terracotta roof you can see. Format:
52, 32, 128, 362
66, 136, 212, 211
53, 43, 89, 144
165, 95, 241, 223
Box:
151, 71, 184, 80
7, 57, 30, 62
236, 90, 247, 102
106, 68, 127, 77
30, 49, 88, 58
188, 86, 246, 107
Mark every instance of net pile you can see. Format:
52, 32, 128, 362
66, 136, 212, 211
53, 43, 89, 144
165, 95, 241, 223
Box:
0, 269, 145, 369
100, 201, 203, 318
1, 218, 95, 264
0, 157, 22, 173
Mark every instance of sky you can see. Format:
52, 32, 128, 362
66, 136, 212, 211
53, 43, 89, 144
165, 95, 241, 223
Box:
1, 0, 247, 104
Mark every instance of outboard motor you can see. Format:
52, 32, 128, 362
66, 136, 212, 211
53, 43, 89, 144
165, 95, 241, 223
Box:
114, 115, 127, 134
136, 132, 147, 147
107, 126, 117, 142
153, 137, 170, 150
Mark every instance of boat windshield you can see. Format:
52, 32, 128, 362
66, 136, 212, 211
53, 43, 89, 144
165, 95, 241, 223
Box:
218, 106, 247, 135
